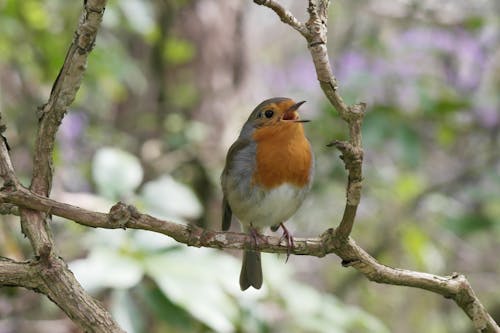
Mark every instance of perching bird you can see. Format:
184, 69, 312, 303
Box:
221, 97, 314, 290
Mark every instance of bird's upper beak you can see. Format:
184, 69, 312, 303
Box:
282, 101, 310, 123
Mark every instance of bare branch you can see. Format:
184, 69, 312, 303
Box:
0, 256, 124, 333
31, 0, 107, 196
0, 115, 19, 188
0, 258, 41, 290
0, 187, 325, 256
253, 0, 309, 37
19, 0, 107, 250
332, 236, 500, 333
36, 252, 125, 333
20, 0, 110, 256
304, 0, 365, 239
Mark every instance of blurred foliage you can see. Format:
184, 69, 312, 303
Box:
0, 0, 499, 332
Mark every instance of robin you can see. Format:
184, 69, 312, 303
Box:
221, 97, 314, 290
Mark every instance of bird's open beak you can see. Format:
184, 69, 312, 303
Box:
283, 101, 310, 123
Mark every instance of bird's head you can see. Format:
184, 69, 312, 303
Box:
246, 97, 309, 128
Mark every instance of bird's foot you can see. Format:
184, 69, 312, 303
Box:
277, 223, 294, 262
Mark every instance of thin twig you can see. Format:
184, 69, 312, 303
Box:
253, 0, 309, 37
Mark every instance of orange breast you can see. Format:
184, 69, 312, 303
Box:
252, 123, 312, 189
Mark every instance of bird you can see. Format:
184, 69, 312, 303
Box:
221, 97, 314, 290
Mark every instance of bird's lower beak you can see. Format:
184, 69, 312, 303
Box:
283, 101, 310, 122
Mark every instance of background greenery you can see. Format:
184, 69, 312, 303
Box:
0, 0, 499, 332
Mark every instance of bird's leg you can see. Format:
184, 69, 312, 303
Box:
277, 222, 294, 262
248, 225, 266, 250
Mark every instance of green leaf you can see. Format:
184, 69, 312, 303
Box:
163, 37, 195, 65
401, 224, 444, 271
444, 214, 496, 236
396, 125, 421, 167
394, 174, 425, 202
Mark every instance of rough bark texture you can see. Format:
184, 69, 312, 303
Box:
0, 0, 498, 332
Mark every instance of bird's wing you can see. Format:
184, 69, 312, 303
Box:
221, 196, 232, 231
220, 138, 251, 231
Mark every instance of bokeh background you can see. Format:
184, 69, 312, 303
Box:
0, 0, 499, 332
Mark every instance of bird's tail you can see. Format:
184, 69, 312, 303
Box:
239, 250, 262, 290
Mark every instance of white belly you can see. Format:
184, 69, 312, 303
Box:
228, 182, 309, 230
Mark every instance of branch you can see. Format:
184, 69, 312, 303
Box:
0, 1, 125, 332
31, 0, 107, 196
21, 0, 110, 256
0, 187, 324, 255
1, 185, 498, 331
0, 118, 18, 187
253, 0, 309, 37
0, 257, 41, 290
0, 256, 122, 333
253, 1, 499, 332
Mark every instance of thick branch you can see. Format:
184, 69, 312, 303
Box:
0, 256, 122, 333
0, 258, 41, 290
37, 252, 124, 333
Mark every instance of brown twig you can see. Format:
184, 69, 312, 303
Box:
0, 257, 41, 290
253, 0, 309, 37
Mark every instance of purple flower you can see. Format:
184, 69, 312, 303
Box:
59, 112, 88, 142
335, 51, 368, 82
474, 107, 499, 128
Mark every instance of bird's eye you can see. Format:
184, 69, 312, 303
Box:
264, 110, 274, 118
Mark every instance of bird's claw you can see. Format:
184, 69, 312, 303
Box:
277, 223, 294, 262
